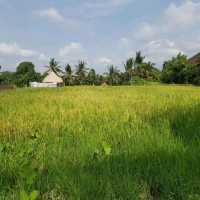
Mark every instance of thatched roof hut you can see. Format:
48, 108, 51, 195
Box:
43, 71, 63, 84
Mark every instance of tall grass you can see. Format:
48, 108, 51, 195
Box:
0, 86, 200, 199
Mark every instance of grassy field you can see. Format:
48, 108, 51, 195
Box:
1, 86, 200, 200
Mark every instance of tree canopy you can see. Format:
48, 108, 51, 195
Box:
46, 58, 63, 75
64, 64, 73, 86
75, 61, 88, 85
15, 62, 40, 87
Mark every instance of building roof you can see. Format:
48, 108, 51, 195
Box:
188, 53, 200, 65
43, 70, 63, 83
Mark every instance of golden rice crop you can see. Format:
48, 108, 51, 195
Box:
0, 85, 200, 199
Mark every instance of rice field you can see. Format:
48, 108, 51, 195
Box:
1, 85, 200, 200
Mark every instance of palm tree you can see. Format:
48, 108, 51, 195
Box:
75, 61, 88, 85
134, 51, 145, 67
124, 57, 134, 82
46, 58, 63, 75
134, 60, 159, 80
65, 64, 72, 75
133, 51, 146, 77
88, 69, 96, 85
107, 65, 120, 85
65, 64, 73, 85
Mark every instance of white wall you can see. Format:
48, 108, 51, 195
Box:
30, 82, 57, 88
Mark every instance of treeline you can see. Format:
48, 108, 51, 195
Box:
0, 52, 160, 87
0, 62, 42, 87
161, 53, 200, 85
0, 51, 200, 87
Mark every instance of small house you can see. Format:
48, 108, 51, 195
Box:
30, 70, 64, 88
42, 70, 64, 87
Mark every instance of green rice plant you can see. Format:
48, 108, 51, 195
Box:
1, 85, 200, 199
20, 190, 38, 200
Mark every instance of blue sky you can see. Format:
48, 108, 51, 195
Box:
0, 0, 200, 72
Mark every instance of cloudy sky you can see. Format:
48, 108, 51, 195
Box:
0, 0, 200, 72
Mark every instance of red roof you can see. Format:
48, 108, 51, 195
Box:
188, 53, 200, 65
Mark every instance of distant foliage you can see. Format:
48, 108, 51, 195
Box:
161, 53, 200, 85
122, 51, 161, 84
15, 62, 41, 87
124, 57, 134, 83
64, 64, 73, 86
74, 61, 89, 85
0, 71, 15, 85
106, 65, 121, 85
161, 53, 188, 84
2, 51, 200, 87
133, 61, 160, 81
87, 69, 96, 85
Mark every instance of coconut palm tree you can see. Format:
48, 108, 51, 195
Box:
64, 64, 73, 86
134, 51, 145, 67
75, 61, 88, 85
88, 69, 96, 85
107, 65, 121, 85
124, 57, 134, 82
46, 58, 63, 75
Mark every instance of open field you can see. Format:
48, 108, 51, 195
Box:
1, 86, 200, 199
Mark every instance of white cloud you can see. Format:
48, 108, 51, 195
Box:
134, 23, 158, 41
120, 37, 130, 47
82, 0, 132, 17
38, 53, 49, 62
0, 43, 49, 71
59, 42, 83, 57
165, 1, 200, 28
120, 37, 129, 43
120, 0, 200, 68
36, 8, 64, 23
143, 39, 182, 65
98, 57, 112, 64
0, 43, 37, 57
35, 7, 86, 32
85, 0, 131, 8
132, 1, 200, 42
2, 1, 200, 72
58, 42, 88, 64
